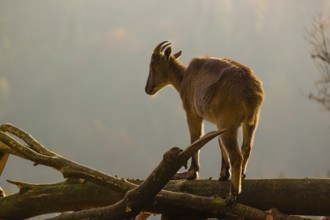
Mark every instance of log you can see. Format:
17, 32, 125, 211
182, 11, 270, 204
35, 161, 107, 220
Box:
48, 130, 226, 220
0, 179, 123, 219
0, 124, 326, 219
0, 178, 328, 218
163, 178, 330, 216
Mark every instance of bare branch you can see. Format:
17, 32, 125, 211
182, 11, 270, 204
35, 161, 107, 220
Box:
305, 14, 330, 111
0, 124, 324, 220
48, 130, 226, 220
1, 178, 325, 219
0, 124, 137, 192
0, 123, 57, 157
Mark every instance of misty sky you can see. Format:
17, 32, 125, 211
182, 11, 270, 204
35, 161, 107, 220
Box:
0, 0, 329, 205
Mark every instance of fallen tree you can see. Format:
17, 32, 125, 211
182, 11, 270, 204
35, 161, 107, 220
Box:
0, 123, 328, 219
0, 178, 329, 219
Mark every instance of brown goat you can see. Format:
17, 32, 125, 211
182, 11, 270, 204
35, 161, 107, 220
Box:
145, 41, 264, 203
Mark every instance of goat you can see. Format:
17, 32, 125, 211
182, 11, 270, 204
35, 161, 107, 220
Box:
145, 41, 264, 203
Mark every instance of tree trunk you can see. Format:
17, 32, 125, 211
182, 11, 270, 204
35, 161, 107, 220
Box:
0, 178, 328, 219
163, 178, 330, 216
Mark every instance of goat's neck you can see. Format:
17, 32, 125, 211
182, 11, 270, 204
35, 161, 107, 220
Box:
169, 60, 186, 93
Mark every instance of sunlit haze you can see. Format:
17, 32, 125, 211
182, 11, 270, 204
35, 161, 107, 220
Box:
0, 0, 329, 204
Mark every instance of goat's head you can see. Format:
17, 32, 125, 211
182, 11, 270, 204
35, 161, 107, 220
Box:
145, 41, 182, 95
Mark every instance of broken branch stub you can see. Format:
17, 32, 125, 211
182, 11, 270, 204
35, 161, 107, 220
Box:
50, 131, 225, 220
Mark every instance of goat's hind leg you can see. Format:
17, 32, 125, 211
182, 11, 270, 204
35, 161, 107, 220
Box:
218, 137, 230, 181
220, 128, 243, 205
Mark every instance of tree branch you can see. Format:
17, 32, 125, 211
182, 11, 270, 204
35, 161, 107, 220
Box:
0, 124, 323, 220
305, 14, 330, 111
1, 178, 324, 219
47, 130, 225, 220
0, 179, 123, 219
0, 123, 137, 193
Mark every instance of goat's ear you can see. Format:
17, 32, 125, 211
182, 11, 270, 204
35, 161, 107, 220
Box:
164, 47, 172, 59
173, 51, 182, 59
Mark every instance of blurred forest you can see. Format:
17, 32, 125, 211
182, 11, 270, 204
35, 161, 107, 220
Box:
0, 0, 329, 210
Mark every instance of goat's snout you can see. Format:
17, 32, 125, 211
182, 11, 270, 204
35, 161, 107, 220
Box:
145, 84, 155, 95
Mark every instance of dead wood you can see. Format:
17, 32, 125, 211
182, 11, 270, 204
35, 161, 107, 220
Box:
0, 124, 320, 220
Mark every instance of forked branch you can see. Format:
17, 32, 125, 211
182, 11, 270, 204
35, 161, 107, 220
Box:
0, 124, 314, 220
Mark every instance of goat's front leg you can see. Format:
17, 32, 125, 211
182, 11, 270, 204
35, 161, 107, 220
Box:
186, 113, 203, 180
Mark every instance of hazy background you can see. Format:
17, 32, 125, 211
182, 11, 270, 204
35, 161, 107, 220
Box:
0, 0, 329, 218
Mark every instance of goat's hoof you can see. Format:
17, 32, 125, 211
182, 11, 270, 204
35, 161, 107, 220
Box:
218, 175, 230, 181
172, 171, 188, 180
186, 174, 198, 180
186, 170, 199, 180
0, 186, 5, 198
225, 194, 237, 206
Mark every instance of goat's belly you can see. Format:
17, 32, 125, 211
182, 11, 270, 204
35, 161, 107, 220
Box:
201, 113, 218, 124
194, 99, 246, 126
194, 103, 219, 124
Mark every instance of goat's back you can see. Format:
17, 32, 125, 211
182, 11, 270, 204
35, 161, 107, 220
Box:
180, 57, 263, 125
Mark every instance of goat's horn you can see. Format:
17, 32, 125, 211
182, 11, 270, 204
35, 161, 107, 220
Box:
160, 42, 171, 52
154, 41, 169, 54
